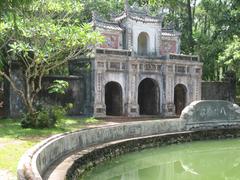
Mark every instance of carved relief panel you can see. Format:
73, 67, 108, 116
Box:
100, 33, 119, 49
160, 40, 176, 55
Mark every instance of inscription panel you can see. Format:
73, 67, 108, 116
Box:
175, 66, 186, 73
97, 62, 104, 68
182, 101, 240, 123
131, 64, 138, 70
110, 62, 121, 69
144, 64, 156, 71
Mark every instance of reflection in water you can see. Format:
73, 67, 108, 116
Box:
81, 139, 240, 180
174, 160, 199, 175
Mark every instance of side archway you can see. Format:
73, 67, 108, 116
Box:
138, 78, 160, 115
174, 84, 187, 115
105, 81, 123, 116
138, 32, 149, 56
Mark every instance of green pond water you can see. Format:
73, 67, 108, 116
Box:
81, 138, 240, 180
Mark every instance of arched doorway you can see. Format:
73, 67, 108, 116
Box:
105, 82, 123, 116
174, 84, 187, 115
138, 78, 159, 115
138, 32, 149, 56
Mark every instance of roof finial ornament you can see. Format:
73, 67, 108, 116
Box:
92, 11, 96, 21
124, 0, 129, 12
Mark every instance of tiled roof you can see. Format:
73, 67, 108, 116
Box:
91, 11, 123, 31
129, 13, 163, 23
162, 29, 181, 37
112, 3, 164, 23
113, 11, 163, 23
93, 21, 123, 31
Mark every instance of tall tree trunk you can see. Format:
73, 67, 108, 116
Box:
203, 15, 207, 34
187, 0, 194, 53
192, 0, 197, 21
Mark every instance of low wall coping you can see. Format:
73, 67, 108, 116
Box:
17, 118, 185, 180
17, 100, 240, 180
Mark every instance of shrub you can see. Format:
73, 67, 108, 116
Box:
21, 105, 67, 128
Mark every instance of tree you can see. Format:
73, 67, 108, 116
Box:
218, 36, 240, 79
0, 0, 103, 127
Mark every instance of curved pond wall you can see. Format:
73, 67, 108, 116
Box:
17, 100, 240, 180
17, 119, 185, 180
66, 129, 240, 180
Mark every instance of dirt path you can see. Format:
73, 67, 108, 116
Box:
0, 140, 23, 149
0, 170, 16, 180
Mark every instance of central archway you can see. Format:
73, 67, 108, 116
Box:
105, 81, 123, 116
174, 84, 187, 115
138, 78, 160, 115
138, 32, 149, 56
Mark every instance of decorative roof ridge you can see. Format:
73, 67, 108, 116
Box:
91, 11, 123, 31
111, 11, 127, 21
162, 28, 175, 32
92, 11, 117, 25
92, 11, 122, 25
111, 2, 165, 22
162, 28, 181, 36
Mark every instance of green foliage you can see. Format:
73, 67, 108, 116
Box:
0, 117, 102, 174
48, 80, 69, 95
147, 0, 240, 81
79, 0, 124, 21
218, 36, 240, 79
21, 105, 67, 128
0, 117, 101, 139
1, 0, 240, 119
0, 0, 104, 128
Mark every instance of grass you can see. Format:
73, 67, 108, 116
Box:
0, 116, 103, 176
0, 141, 35, 173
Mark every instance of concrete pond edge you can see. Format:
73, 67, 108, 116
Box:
17, 118, 185, 180
17, 100, 240, 180
17, 120, 240, 180
66, 128, 240, 180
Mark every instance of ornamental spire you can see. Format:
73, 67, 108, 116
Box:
124, 0, 129, 12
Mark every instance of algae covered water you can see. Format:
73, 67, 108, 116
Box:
81, 138, 240, 180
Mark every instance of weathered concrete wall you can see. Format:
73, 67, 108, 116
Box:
40, 76, 84, 115
8, 74, 84, 117
201, 71, 236, 102
8, 67, 84, 116
17, 100, 240, 180
17, 119, 185, 180
67, 128, 240, 180
201, 82, 235, 102
68, 59, 94, 115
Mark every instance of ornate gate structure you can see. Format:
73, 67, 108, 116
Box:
70, 3, 203, 117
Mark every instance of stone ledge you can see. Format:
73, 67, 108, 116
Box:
17, 119, 185, 180
66, 128, 240, 180
17, 100, 240, 180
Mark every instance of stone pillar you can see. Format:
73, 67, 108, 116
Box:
163, 64, 175, 116
193, 66, 202, 101
126, 61, 139, 117
127, 28, 133, 53
93, 60, 106, 117
156, 29, 161, 56
9, 62, 25, 117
